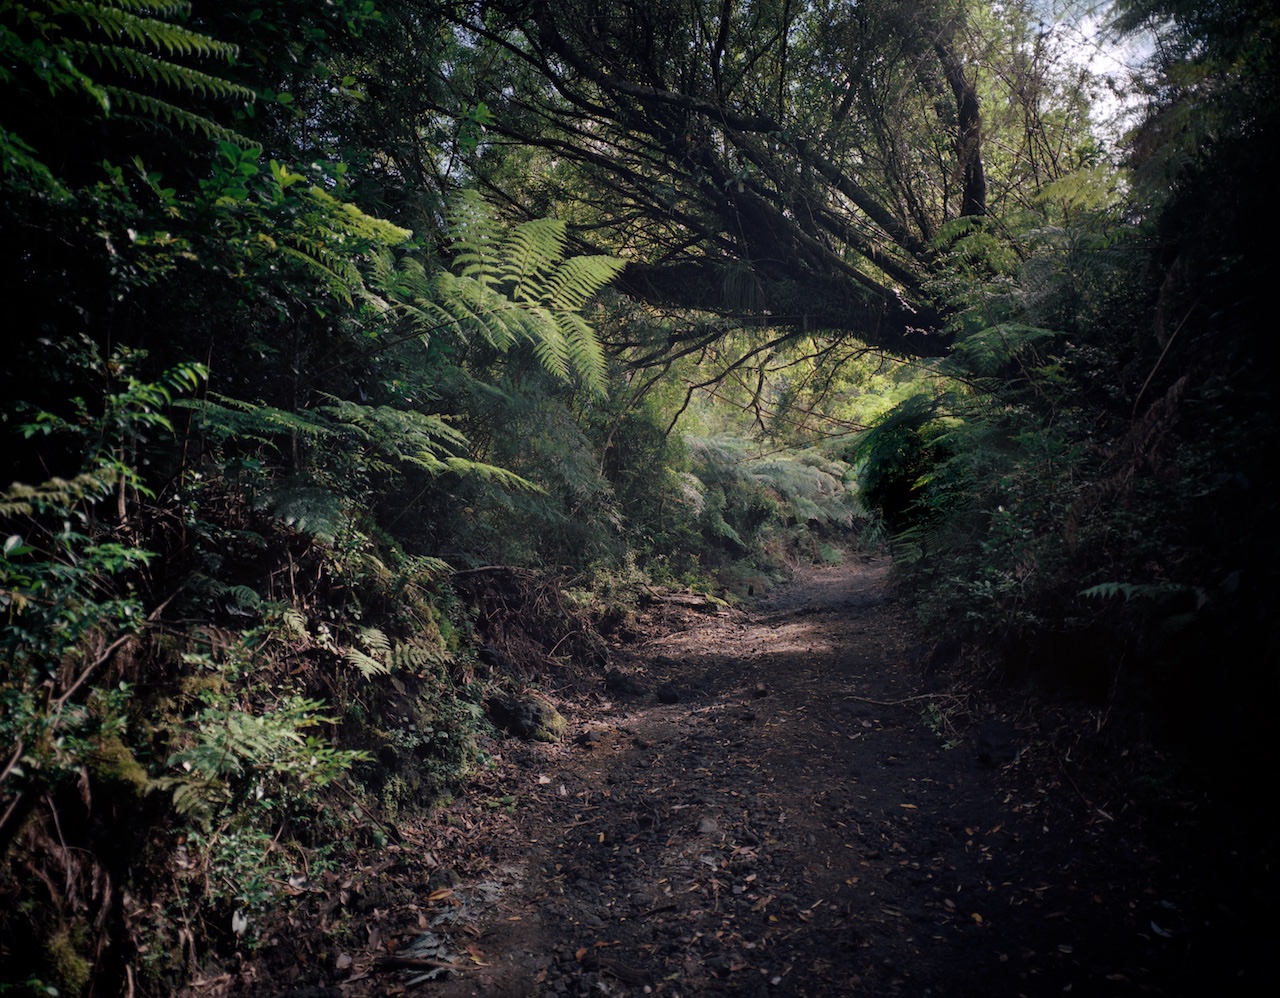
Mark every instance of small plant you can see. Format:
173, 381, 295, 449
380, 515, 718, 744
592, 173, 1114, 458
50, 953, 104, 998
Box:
921, 700, 962, 750
1, 354, 207, 843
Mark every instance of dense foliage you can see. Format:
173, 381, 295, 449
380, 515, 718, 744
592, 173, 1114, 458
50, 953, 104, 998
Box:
2, 0, 1273, 993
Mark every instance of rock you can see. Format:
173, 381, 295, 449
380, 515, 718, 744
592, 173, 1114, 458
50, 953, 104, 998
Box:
478, 642, 517, 675
605, 667, 648, 696
975, 718, 1019, 767
488, 694, 568, 743
656, 683, 681, 704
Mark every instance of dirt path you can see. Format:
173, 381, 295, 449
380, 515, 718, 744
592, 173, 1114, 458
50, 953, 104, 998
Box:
284, 561, 1264, 997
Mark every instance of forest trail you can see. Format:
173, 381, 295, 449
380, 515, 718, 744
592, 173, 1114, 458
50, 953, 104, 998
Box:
241, 562, 1260, 997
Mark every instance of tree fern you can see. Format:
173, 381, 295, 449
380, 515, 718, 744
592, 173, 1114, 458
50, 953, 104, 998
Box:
748, 454, 857, 527
176, 394, 335, 446
0, 470, 120, 517
4, 0, 254, 145
256, 481, 344, 542
320, 397, 538, 491
408, 193, 625, 392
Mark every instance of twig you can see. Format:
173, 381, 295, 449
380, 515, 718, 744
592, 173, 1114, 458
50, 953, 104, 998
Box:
53, 587, 181, 710
331, 778, 404, 844
0, 781, 27, 843
842, 693, 962, 707
0, 739, 24, 788
375, 956, 471, 973
52, 633, 134, 711
1132, 298, 1199, 417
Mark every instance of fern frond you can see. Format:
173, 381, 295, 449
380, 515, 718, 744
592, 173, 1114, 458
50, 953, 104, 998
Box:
556, 310, 608, 389
262, 601, 308, 641
0, 470, 120, 517
437, 194, 622, 391
499, 216, 566, 301
948, 322, 1060, 377
153, 772, 227, 823
406, 555, 452, 579
356, 626, 391, 657
257, 482, 344, 542
450, 189, 505, 284
228, 584, 260, 610
355, 550, 393, 582
104, 86, 250, 144
520, 303, 570, 381
66, 40, 254, 100
60, 1, 241, 62
279, 239, 362, 304
320, 397, 536, 488
428, 271, 519, 349
389, 637, 449, 671
344, 647, 390, 678
440, 456, 540, 491
544, 254, 627, 310
176, 395, 335, 445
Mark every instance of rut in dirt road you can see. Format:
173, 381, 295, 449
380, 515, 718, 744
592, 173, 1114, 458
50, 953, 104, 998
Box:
381, 562, 1252, 998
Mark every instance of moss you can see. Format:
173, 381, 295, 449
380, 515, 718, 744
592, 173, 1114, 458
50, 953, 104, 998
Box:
87, 734, 150, 796
529, 699, 567, 743
178, 673, 226, 701
46, 927, 91, 995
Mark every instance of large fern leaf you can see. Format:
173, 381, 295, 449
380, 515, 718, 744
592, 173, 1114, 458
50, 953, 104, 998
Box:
427, 194, 624, 392
9, 0, 254, 145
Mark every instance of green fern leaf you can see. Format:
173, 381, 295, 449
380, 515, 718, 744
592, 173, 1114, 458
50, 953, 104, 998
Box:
61, 2, 240, 61
258, 481, 344, 542
345, 647, 390, 678
357, 626, 391, 657
104, 86, 249, 143
544, 254, 627, 310
228, 585, 260, 609
0, 470, 119, 517
435, 194, 622, 392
